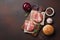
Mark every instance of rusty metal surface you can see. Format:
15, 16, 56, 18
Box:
0, 0, 60, 40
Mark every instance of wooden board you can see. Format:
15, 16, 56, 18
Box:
21, 13, 41, 36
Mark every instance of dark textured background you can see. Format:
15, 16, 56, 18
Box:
0, 0, 60, 40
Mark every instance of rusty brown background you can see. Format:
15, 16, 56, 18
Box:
0, 0, 60, 40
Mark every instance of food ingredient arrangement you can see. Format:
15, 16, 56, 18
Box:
21, 2, 55, 36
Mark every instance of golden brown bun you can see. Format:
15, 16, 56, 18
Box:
42, 25, 54, 35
